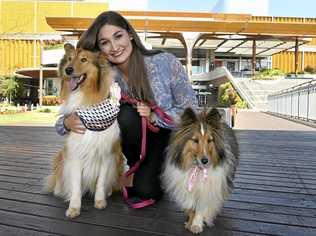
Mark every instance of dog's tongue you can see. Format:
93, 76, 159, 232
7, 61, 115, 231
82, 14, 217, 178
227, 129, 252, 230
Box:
70, 78, 78, 91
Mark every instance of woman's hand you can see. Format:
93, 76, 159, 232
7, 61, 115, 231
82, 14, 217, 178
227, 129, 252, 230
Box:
64, 113, 86, 134
136, 102, 151, 118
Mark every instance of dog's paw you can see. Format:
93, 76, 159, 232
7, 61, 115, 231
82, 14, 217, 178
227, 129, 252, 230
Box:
107, 189, 113, 197
109, 82, 121, 106
184, 221, 192, 231
188, 224, 203, 234
205, 220, 214, 228
94, 199, 107, 209
66, 207, 80, 219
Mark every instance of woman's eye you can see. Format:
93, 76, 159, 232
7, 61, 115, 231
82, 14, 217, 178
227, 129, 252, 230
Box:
100, 41, 108, 46
115, 34, 122, 39
81, 58, 87, 62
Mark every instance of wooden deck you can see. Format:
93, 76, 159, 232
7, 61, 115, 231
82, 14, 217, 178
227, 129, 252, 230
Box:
1, 112, 316, 235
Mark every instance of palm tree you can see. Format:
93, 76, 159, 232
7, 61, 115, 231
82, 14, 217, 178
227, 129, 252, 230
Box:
0, 76, 19, 104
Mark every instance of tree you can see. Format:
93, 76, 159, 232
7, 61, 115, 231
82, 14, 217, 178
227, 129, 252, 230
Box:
0, 76, 20, 104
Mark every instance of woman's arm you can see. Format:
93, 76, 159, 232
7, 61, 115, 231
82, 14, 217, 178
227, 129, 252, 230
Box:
155, 55, 198, 128
55, 113, 86, 135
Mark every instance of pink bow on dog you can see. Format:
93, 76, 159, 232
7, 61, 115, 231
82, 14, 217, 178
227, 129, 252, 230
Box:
188, 166, 208, 192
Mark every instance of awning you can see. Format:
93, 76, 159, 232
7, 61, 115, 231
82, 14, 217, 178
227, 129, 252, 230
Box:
14, 67, 58, 79
46, 11, 316, 57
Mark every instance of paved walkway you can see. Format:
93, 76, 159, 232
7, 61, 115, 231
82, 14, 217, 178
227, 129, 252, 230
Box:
235, 110, 316, 131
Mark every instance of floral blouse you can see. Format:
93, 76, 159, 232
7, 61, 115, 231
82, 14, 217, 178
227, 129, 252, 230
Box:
114, 52, 198, 129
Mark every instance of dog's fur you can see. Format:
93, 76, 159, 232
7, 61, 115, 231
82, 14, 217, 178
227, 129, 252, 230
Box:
161, 107, 239, 234
44, 47, 124, 218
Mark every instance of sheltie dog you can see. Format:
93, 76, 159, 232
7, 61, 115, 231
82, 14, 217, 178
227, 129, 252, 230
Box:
44, 47, 124, 219
161, 107, 239, 234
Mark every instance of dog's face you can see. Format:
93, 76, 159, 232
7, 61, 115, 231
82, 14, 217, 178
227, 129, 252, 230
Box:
59, 43, 76, 101
65, 49, 108, 92
60, 47, 111, 106
169, 108, 225, 171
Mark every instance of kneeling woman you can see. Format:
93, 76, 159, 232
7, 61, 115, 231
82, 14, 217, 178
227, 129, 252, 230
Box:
55, 11, 198, 207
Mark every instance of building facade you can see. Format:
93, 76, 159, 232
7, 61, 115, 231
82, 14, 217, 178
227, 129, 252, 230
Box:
1, 0, 316, 104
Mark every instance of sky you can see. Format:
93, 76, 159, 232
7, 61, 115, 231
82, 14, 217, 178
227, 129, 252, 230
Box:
148, 0, 316, 18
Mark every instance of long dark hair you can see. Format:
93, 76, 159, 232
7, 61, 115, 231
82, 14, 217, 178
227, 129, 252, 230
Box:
77, 11, 161, 103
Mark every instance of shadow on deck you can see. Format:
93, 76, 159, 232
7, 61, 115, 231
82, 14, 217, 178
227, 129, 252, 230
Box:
0, 123, 316, 235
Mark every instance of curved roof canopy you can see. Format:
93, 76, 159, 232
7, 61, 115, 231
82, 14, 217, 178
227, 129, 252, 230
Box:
46, 11, 316, 56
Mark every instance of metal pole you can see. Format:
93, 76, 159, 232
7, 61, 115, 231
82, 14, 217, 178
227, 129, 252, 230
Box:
39, 39, 43, 106
294, 37, 299, 76
252, 40, 256, 77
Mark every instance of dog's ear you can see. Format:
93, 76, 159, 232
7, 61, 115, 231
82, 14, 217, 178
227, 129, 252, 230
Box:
180, 107, 197, 126
206, 108, 221, 129
64, 43, 75, 53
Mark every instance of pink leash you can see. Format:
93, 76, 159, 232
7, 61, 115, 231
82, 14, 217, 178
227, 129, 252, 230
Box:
121, 93, 173, 208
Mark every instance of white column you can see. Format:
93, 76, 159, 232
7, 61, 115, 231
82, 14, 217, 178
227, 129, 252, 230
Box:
182, 32, 201, 81
205, 50, 210, 73
301, 49, 305, 71
39, 40, 43, 106
239, 55, 242, 71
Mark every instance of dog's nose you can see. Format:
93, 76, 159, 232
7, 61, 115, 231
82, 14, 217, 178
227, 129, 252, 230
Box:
201, 157, 208, 165
65, 66, 73, 75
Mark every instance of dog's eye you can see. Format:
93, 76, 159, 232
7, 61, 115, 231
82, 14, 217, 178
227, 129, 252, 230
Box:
191, 138, 199, 144
68, 57, 72, 61
207, 137, 213, 143
81, 58, 87, 62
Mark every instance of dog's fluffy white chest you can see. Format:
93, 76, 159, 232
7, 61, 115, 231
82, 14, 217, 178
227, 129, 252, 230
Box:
162, 164, 228, 211
60, 91, 120, 195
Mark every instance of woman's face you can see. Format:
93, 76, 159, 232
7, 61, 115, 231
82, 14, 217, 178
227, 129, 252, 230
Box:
97, 24, 133, 66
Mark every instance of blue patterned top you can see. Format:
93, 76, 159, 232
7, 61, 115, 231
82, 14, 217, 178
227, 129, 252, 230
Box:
114, 52, 198, 129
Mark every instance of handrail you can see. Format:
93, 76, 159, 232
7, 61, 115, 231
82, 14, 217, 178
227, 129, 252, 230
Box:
267, 79, 316, 122
222, 67, 256, 109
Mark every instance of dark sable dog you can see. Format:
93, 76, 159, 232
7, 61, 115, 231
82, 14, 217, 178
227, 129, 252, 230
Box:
161, 107, 239, 234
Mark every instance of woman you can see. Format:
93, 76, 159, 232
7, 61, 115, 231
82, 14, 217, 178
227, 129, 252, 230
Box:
56, 11, 198, 206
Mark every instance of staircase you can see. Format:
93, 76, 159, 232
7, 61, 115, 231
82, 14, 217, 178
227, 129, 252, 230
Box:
233, 77, 313, 111
194, 67, 314, 111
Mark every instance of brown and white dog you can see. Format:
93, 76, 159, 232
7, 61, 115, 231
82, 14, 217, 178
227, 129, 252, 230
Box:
44, 47, 124, 219
161, 107, 239, 234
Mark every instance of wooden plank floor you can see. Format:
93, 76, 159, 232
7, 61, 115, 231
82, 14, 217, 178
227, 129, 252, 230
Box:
1, 114, 316, 235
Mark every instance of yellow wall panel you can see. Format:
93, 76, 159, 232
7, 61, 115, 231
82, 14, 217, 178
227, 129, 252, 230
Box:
0, 39, 41, 75
308, 38, 316, 45
1, 1, 109, 34
2, 1, 35, 33
36, 2, 72, 32
273, 51, 316, 73
74, 2, 109, 17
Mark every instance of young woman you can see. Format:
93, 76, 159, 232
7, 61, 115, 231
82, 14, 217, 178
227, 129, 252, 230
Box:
55, 11, 198, 207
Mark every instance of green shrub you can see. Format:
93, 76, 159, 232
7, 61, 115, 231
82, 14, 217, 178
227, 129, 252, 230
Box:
42, 96, 60, 106
253, 68, 284, 80
304, 65, 316, 74
0, 103, 19, 114
218, 82, 247, 108
38, 108, 51, 113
